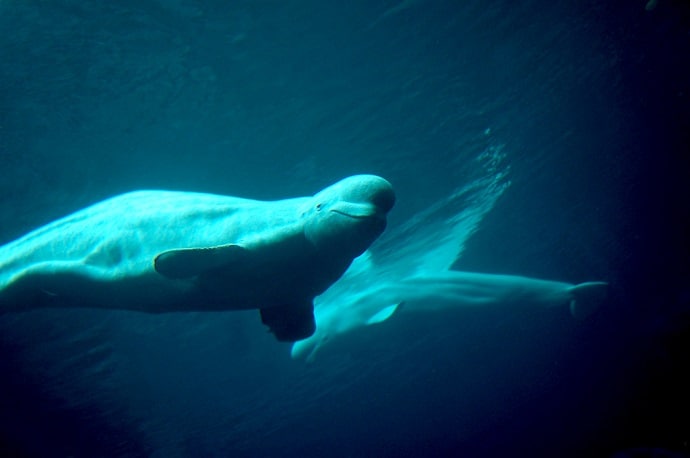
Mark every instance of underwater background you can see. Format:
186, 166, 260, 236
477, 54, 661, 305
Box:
1, 0, 688, 457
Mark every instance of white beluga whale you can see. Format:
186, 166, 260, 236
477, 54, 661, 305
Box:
292, 270, 608, 361
0, 175, 395, 342
290, 154, 607, 361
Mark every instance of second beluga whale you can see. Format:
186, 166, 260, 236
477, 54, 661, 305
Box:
291, 157, 607, 361
292, 270, 607, 361
0, 175, 395, 342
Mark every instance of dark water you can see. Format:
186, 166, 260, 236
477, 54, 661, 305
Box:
1, 1, 688, 457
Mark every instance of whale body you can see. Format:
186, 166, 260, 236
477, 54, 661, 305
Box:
0, 175, 395, 342
292, 271, 608, 360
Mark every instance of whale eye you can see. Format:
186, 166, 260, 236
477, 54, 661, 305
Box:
315, 203, 322, 211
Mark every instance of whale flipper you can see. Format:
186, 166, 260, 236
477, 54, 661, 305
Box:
365, 303, 401, 325
154, 244, 248, 279
260, 302, 316, 342
568, 281, 608, 319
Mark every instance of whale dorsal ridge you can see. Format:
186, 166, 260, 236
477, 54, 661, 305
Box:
154, 244, 248, 279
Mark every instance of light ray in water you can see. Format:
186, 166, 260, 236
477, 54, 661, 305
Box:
296, 144, 513, 360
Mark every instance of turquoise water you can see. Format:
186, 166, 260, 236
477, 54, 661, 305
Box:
1, 1, 688, 456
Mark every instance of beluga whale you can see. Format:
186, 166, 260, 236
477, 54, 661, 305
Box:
0, 175, 395, 342
289, 167, 607, 361
292, 271, 608, 361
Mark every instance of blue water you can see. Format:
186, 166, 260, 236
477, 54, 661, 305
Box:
1, 1, 689, 457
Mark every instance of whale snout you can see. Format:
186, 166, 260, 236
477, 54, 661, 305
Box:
305, 175, 395, 253
328, 175, 395, 222
366, 176, 395, 214
338, 174, 395, 215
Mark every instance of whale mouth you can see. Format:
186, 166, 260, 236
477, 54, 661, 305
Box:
329, 201, 379, 219
330, 209, 375, 219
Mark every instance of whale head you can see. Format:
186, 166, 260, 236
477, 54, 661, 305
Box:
302, 175, 395, 257
291, 285, 403, 362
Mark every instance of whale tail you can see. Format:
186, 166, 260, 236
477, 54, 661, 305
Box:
568, 282, 608, 319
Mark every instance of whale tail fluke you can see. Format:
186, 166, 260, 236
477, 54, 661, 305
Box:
568, 281, 608, 319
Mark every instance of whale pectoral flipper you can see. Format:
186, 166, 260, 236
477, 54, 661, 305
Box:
365, 303, 402, 325
154, 244, 249, 279
260, 302, 316, 342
